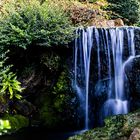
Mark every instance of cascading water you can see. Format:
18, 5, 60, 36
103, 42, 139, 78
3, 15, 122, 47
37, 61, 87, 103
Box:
73, 27, 94, 130
73, 26, 138, 130
103, 28, 136, 118
103, 28, 128, 118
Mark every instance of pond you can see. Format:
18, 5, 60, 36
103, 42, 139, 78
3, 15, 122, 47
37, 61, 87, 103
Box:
0, 127, 81, 140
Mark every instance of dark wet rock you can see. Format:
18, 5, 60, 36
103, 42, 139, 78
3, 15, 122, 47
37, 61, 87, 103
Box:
94, 78, 111, 99
13, 100, 36, 116
124, 57, 140, 110
0, 96, 9, 114
134, 28, 140, 55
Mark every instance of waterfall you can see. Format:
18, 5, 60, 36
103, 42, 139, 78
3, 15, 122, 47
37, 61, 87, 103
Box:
73, 26, 137, 130
73, 27, 94, 130
103, 28, 135, 118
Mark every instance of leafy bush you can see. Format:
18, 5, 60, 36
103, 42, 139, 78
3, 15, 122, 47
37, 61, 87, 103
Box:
106, 0, 140, 24
88, 0, 98, 3
0, 0, 74, 49
0, 51, 23, 100
0, 114, 29, 135
78, 0, 98, 3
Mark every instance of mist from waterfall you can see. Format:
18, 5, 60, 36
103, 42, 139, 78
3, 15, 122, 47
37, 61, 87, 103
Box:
73, 26, 136, 130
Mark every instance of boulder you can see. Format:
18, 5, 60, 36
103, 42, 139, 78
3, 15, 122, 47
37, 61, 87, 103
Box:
114, 18, 124, 26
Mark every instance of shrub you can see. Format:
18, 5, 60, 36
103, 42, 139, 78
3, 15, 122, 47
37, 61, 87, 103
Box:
78, 0, 98, 3
106, 0, 140, 25
0, 51, 23, 100
0, 0, 74, 49
0, 114, 29, 135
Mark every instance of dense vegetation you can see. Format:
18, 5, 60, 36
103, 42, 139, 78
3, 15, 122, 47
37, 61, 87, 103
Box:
0, 0, 74, 49
107, 0, 140, 24
0, 0, 75, 134
69, 110, 140, 140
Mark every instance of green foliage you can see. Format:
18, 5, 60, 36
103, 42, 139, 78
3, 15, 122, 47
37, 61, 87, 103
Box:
39, 69, 76, 128
40, 70, 70, 127
88, 0, 98, 3
0, 119, 11, 135
0, 0, 74, 49
69, 110, 140, 140
53, 71, 69, 94
52, 70, 74, 118
106, 0, 140, 24
136, 21, 140, 26
0, 114, 29, 135
78, 0, 98, 3
0, 51, 23, 100
104, 115, 127, 138
39, 100, 61, 128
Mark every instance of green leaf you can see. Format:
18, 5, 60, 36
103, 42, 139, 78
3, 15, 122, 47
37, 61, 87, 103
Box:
9, 93, 13, 99
15, 94, 22, 100
8, 86, 13, 96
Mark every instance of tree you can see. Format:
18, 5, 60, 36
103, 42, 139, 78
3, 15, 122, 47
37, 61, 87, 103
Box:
107, 0, 140, 25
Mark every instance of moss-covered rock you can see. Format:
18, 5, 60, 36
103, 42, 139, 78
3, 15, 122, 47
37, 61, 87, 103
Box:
0, 114, 29, 135
68, 109, 140, 140
39, 68, 77, 129
39, 95, 61, 128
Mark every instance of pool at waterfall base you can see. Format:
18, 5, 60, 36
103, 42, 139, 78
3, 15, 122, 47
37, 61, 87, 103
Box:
0, 127, 84, 140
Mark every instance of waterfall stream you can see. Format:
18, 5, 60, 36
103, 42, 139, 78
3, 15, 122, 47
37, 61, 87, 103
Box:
74, 27, 94, 130
73, 26, 138, 130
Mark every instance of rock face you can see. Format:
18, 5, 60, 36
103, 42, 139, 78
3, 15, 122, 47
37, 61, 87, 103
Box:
124, 28, 140, 111
125, 57, 140, 111
69, 5, 124, 27
13, 100, 36, 116
89, 18, 124, 27
70, 6, 96, 25
68, 109, 140, 140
